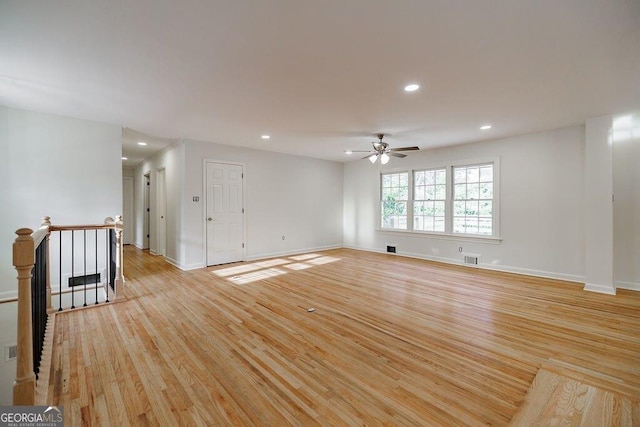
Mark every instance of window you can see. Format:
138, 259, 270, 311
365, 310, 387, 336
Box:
453, 164, 493, 235
413, 169, 446, 232
381, 172, 408, 230
378, 161, 498, 238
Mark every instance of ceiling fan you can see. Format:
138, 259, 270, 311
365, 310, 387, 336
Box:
351, 134, 420, 164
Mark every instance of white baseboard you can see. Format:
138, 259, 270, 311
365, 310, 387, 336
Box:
584, 282, 617, 295
616, 280, 640, 292
163, 256, 205, 271
0, 290, 18, 301
245, 244, 343, 262
343, 244, 586, 284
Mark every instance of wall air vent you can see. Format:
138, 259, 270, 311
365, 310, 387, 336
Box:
5, 344, 17, 362
462, 254, 480, 266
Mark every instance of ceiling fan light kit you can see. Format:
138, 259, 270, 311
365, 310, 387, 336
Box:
356, 134, 420, 164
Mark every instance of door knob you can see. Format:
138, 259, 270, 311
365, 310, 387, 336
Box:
208, 217, 213, 221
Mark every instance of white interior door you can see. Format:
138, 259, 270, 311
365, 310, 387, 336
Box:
206, 162, 244, 265
122, 177, 134, 245
157, 169, 166, 257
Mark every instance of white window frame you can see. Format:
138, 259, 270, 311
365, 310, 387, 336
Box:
380, 170, 410, 230
413, 168, 447, 233
376, 157, 501, 242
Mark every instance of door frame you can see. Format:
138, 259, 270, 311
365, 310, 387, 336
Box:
156, 168, 167, 257
203, 159, 246, 266
143, 172, 151, 249
122, 176, 134, 245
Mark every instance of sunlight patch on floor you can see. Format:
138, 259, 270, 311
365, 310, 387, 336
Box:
284, 262, 312, 271
212, 258, 289, 277
229, 268, 287, 284
211, 252, 341, 284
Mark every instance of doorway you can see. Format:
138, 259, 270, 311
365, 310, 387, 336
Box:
156, 168, 167, 257
205, 161, 245, 265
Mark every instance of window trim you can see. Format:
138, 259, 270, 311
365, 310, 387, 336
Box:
376, 157, 501, 240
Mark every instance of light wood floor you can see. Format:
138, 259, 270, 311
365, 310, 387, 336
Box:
45, 247, 640, 426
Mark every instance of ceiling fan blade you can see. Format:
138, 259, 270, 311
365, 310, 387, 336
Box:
389, 152, 407, 158
349, 150, 372, 153
362, 153, 378, 160
389, 146, 420, 152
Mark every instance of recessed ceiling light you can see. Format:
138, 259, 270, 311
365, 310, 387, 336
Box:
137, 141, 147, 146
404, 84, 420, 92
121, 157, 128, 160
345, 150, 353, 155
261, 135, 270, 139
480, 125, 492, 130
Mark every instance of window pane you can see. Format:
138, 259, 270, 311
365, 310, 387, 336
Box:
415, 186, 425, 201
436, 169, 446, 185
479, 201, 492, 216
480, 182, 493, 199
467, 167, 479, 182
415, 171, 425, 185
425, 185, 435, 200
454, 184, 466, 199
465, 201, 479, 216
480, 166, 493, 182
435, 184, 446, 200
465, 218, 479, 234
434, 201, 445, 216
398, 188, 408, 200
467, 183, 479, 199
398, 216, 407, 229
454, 201, 465, 216
454, 168, 466, 183
434, 217, 445, 232
392, 174, 399, 187
453, 217, 465, 233
400, 173, 408, 186
382, 174, 391, 187
478, 218, 492, 235
425, 171, 435, 185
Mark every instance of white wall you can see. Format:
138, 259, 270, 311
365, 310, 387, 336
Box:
134, 142, 184, 263
613, 114, 640, 290
344, 125, 586, 282
0, 106, 122, 405
180, 140, 344, 269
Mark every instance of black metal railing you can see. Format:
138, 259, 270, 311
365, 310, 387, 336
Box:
30, 236, 47, 379
12, 216, 124, 405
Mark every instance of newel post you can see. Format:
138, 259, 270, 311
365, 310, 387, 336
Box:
13, 228, 36, 405
114, 215, 124, 295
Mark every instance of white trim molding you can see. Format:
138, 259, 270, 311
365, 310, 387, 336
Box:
584, 282, 616, 295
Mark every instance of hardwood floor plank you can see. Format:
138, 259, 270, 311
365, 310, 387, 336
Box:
45, 247, 640, 426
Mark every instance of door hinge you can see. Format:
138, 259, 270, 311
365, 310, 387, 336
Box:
146, 234, 150, 238
242, 208, 245, 213
242, 243, 245, 248
242, 173, 244, 178
147, 208, 150, 212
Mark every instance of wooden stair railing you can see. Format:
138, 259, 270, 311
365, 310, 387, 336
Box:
12, 216, 124, 405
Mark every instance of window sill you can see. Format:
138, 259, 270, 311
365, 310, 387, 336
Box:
375, 229, 502, 244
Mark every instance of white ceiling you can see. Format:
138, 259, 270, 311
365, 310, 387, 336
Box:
1, 1, 639, 163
